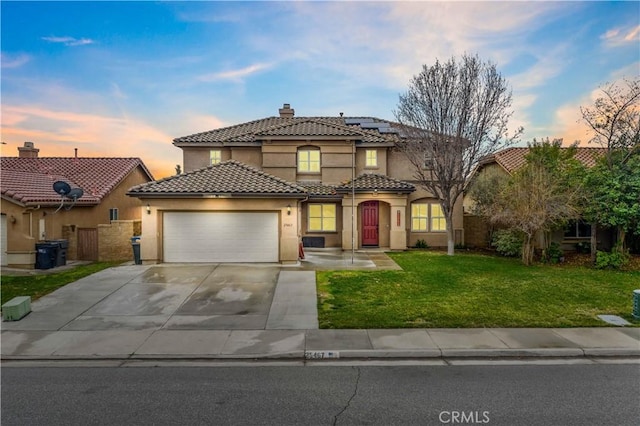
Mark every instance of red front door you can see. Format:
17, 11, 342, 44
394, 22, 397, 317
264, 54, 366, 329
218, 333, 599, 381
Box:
362, 201, 379, 246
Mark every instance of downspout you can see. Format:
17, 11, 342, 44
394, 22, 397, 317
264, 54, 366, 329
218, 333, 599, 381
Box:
297, 195, 309, 258
351, 140, 355, 264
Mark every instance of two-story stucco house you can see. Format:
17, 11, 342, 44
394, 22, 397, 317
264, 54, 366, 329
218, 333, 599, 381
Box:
128, 104, 464, 264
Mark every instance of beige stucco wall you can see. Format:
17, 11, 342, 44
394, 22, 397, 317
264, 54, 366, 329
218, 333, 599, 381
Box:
175, 141, 466, 252
1, 166, 150, 267
182, 147, 232, 172
138, 197, 301, 264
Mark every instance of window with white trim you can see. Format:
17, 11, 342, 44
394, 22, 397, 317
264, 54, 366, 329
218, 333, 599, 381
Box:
411, 202, 446, 232
308, 204, 336, 232
430, 203, 446, 231
411, 204, 428, 231
210, 149, 222, 165
298, 148, 320, 173
109, 208, 119, 221
365, 149, 377, 167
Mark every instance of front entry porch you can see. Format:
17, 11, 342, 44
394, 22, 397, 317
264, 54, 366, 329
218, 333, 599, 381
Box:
341, 194, 409, 251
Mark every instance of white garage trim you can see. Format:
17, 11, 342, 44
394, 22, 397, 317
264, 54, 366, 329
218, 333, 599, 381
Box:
163, 211, 279, 263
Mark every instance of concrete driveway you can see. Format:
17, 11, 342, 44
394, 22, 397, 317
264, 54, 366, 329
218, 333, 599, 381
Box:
1, 264, 319, 332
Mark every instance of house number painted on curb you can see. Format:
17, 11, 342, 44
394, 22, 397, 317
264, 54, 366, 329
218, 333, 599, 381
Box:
305, 351, 340, 359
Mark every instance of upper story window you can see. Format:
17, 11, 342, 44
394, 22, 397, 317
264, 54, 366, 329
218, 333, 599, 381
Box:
365, 149, 378, 167
210, 149, 222, 165
423, 152, 434, 169
411, 202, 446, 232
109, 208, 119, 221
298, 148, 320, 173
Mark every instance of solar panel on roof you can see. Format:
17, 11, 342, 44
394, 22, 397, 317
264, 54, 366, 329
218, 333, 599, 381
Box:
360, 122, 390, 129
379, 127, 399, 133
344, 118, 375, 125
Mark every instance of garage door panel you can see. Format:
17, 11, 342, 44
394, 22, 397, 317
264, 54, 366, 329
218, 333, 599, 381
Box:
163, 212, 279, 263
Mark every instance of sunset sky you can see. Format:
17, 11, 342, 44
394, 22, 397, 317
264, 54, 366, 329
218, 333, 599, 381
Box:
1, 1, 639, 178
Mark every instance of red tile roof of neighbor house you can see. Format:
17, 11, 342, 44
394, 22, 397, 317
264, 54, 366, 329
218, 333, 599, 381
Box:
173, 116, 399, 145
489, 147, 607, 174
127, 160, 307, 197
1, 157, 154, 206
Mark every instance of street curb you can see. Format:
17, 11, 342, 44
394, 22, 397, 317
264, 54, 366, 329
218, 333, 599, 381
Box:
3, 349, 639, 362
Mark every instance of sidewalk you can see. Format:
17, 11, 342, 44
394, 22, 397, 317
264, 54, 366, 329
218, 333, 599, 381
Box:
2, 326, 639, 361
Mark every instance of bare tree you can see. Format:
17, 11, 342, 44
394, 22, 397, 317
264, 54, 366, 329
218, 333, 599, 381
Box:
581, 77, 640, 166
394, 54, 522, 255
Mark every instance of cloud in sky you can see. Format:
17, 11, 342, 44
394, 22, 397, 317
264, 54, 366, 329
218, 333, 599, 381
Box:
41, 36, 95, 47
198, 62, 273, 83
1, 52, 30, 69
1, 104, 175, 177
601, 25, 640, 46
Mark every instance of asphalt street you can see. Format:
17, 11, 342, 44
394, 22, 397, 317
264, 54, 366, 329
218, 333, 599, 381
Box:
2, 363, 639, 426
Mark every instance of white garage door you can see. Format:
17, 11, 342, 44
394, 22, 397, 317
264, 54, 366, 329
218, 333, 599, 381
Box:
163, 212, 279, 263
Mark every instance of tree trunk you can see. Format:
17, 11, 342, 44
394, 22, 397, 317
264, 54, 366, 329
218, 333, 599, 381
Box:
617, 227, 626, 252
590, 222, 597, 263
522, 234, 534, 266
446, 210, 455, 256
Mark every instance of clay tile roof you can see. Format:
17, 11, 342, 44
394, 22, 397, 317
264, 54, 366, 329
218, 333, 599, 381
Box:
127, 160, 307, 197
298, 183, 340, 197
0, 157, 153, 206
173, 116, 398, 145
335, 173, 415, 193
492, 147, 607, 174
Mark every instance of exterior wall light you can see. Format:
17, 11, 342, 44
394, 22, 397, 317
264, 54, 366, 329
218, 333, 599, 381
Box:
146, 204, 151, 215
287, 204, 292, 215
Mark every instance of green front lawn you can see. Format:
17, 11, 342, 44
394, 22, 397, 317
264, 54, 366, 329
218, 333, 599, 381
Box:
1, 262, 121, 306
317, 251, 640, 328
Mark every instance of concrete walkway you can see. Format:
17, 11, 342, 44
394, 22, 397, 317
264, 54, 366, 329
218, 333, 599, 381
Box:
1, 255, 639, 361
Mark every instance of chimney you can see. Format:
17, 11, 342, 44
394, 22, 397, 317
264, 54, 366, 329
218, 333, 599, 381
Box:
278, 103, 295, 118
18, 141, 39, 158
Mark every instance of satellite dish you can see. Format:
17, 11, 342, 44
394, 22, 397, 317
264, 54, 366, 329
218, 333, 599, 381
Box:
67, 188, 84, 201
53, 181, 71, 196
52, 182, 84, 214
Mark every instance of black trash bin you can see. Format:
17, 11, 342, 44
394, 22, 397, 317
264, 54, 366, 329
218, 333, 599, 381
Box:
46, 239, 68, 267
35, 243, 58, 270
131, 236, 141, 265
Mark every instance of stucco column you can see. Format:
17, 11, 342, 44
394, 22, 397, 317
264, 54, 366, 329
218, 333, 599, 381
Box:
389, 199, 408, 250
280, 204, 299, 264
140, 203, 158, 263
341, 200, 358, 250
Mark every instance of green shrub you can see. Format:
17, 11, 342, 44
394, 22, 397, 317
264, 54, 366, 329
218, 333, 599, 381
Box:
414, 239, 429, 249
492, 229, 522, 257
543, 242, 564, 264
595, 245, 630, 270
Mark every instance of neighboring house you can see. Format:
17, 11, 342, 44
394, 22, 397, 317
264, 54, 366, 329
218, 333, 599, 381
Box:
1, 142, 154, 267
463, 146, 613, 251
127, 104, 464, 264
